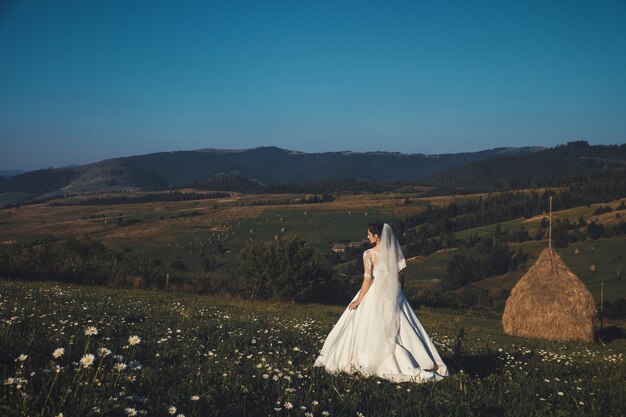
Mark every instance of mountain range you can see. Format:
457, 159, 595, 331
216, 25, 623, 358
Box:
1, 142, 624, 205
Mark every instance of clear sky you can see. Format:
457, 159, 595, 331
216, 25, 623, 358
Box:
1, 0, 625, 171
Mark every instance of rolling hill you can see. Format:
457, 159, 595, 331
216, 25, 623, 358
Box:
0, 145, 543, 204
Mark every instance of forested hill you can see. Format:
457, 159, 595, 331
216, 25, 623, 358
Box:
2, 142, 624, 204
0, 146, 540, 203
423, 141, 626, 191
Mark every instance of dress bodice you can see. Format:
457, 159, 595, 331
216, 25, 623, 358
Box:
363, 248, 383, 279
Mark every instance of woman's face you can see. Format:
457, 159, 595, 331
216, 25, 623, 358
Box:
367, 229, 378, 245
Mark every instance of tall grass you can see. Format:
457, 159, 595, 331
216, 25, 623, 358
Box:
1, 280, 624, 416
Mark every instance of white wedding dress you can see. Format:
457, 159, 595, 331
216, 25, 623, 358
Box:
314, 230, 449, 383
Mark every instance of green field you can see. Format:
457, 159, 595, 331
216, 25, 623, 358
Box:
1, 280, 624, 417
1, 192, 625, 301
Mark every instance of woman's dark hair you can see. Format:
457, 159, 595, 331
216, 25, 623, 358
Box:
368, 222, 384, 238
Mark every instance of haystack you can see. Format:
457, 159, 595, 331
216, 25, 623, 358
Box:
502, 248, 596, 343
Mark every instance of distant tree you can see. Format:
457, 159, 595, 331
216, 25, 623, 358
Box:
203, 257, 218, 272
238, 235, 334, 302
444, 254, 480, 290
587, 221, 605, 240
170, 260, 189, 272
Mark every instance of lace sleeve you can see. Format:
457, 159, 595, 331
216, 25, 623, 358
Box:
363, 250, 373, 279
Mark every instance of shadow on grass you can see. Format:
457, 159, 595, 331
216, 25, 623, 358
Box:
445, 351, 503, 378
596, 325, 626, 344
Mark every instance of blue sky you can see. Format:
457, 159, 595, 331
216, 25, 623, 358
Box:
1, 0, 625, 171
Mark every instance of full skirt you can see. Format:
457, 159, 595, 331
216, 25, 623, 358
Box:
314, 281, 449, 383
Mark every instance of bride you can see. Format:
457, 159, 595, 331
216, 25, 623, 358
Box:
314, 222, 449, 383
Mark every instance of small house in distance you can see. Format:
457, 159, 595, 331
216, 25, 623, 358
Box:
331, 243, 346, 254
502, 248, 596, 343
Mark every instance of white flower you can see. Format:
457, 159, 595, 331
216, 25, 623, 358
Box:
283, 402, 293, 410
125, 408, 137, 416
98, 347, 112, 357
56, 413, 63, 417
4, 377, 15, 385
114, 362, 127, 371
357, 413, 365, 417
176, 415, 185, 417
168, 406, 177, 415
17, 354, 28, 362
557, 392, 564, 396
191, 395, 200, 401
128, 335, 141, 346
311, 400, 319, 406
53, 348, 65, 358
85, 326, 98, 336
80, 354, 95, 368
322, 412, 330, 416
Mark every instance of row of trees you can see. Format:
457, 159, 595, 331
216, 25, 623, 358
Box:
0, 234, 354, 304
50, 190, 231, 206
236, 193, 335, 207
399, 171, 626, 245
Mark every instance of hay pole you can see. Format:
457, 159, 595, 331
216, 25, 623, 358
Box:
549, 196, 552, 250
548, 195, 558, 273
600, 281, 604, 330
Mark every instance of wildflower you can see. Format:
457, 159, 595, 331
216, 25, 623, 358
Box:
56, 413, 63, 417
312, 400, 319, 406
128, 335, 141, 346
300, 406, 307, 411
17, 354, 28, 362
114, 363, 127, 371
557, 392, 564, 396
357, 413, 365, 417
305, 413, 313, 417
176, 415, 185, 417
4, 377, 15, 385
284, 402, 293, 410
168, 406, 177, 415
322, 412, 330, 416
98, 347, 112, 357
191, 395, 200, 401
53, 348, 65, 358
85, 326, 98, 336
262, 374, 269, 379
125, 408, 137, 416
80, 354, 95, 368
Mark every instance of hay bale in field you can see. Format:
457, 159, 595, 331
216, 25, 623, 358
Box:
502, 248, 596, 343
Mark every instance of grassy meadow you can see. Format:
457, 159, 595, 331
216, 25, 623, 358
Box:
1, 280, 624, 417
1, 190, 626, 416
